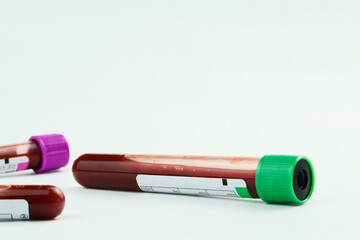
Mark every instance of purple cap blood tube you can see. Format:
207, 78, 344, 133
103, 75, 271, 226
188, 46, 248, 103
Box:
0, 134, 69, 174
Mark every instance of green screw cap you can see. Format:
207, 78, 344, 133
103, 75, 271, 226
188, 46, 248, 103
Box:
255, 155, 315, 204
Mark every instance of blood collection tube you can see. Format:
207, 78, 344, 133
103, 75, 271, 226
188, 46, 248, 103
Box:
0, 185, 65, 220
73, 154, 315, 204
0, 134, 69, 174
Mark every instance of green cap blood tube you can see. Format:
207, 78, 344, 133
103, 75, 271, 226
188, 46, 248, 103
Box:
73, 154, 315, 204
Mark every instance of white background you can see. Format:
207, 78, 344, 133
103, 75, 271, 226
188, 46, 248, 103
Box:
0, 1, 359, 239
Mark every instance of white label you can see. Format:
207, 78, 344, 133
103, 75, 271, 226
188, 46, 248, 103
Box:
0, 200, 30, 221
136, 175, 247, 198
0, 156, 29, 174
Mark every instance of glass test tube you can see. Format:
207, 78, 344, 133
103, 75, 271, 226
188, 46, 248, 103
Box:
73, 154, 315, 204
0, 134, 69, 174
0, 185, 65, 220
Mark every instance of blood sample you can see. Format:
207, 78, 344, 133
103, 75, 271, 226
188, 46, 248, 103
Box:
0, 185, 65, 220
73, 154, 315, 204
0, 134, 69, 174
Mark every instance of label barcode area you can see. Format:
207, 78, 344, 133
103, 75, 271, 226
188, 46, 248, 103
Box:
139, 185, 237, 197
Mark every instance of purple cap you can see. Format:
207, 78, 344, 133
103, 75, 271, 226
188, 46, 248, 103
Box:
29, 134, 70, 173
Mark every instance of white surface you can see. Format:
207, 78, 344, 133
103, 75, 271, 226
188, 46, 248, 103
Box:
0, 0, 359, 239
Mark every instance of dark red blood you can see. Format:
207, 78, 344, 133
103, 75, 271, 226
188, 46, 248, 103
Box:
0, 185, 65, 220
0, 141, 42, 170
73, 154, 260, 198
